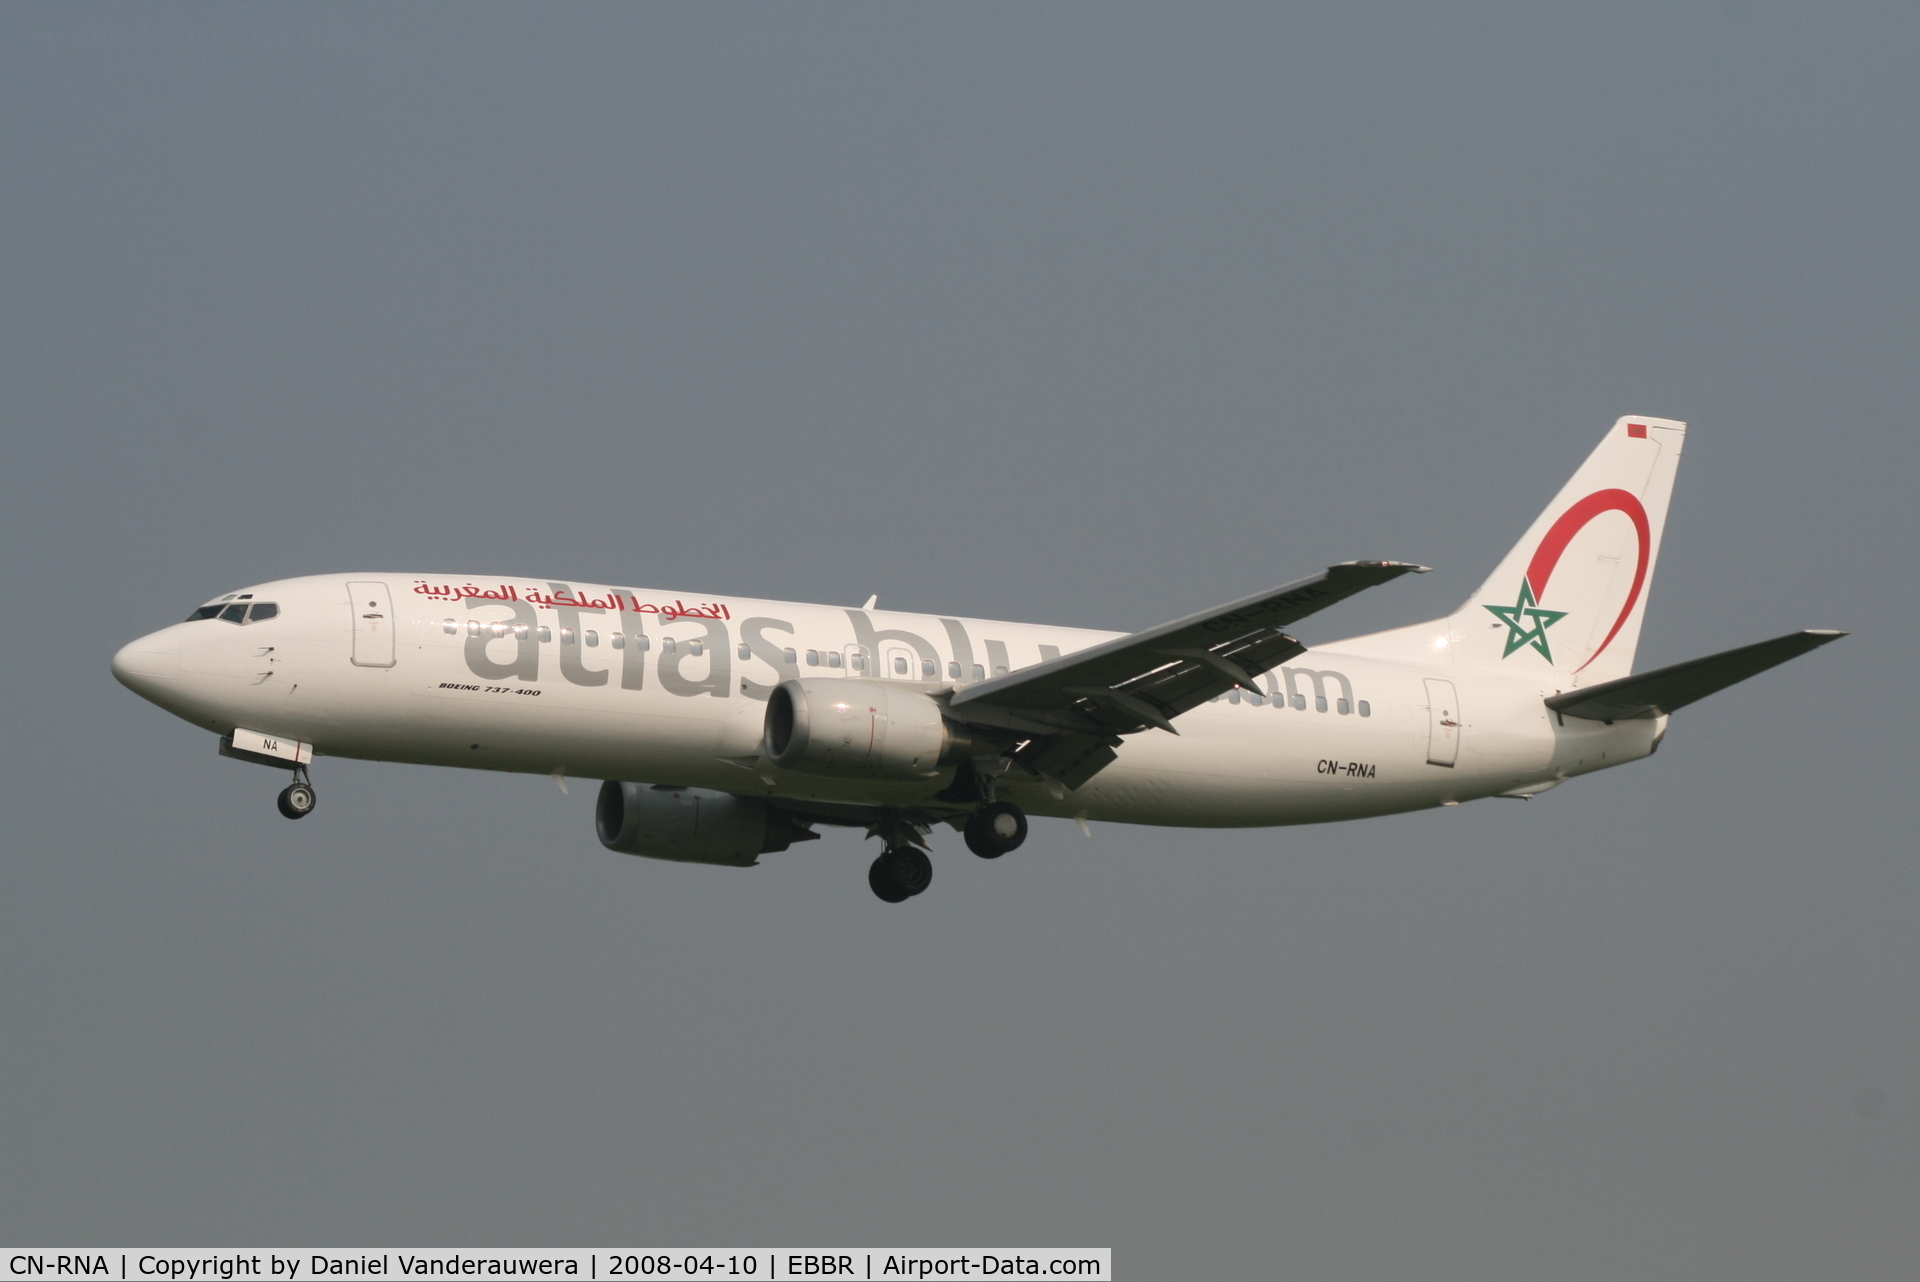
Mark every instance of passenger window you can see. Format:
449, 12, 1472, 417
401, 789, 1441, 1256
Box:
806, 650, 820, 666
827, 652, 842, 669
538, 626, 552, 642
662, 638, 677, 653
993, 665, 1008, 676
970, 664, 985, 681
491, 622, 510, 639
513, 625, 528, 640
1315, 695, 1328, 712
219, 603, 248, 623
1336, 698, 1350, 715
611, 633, 624, 651
248, 602, 278, 622
634, 635, 651, 651
893, 655, 909, 675
851, 653, 866, 671
1291, 694, 1306, 711
1248, 692, 1265, 706
688, 639, 704, 656
1358, 700, 1371, 717
1228, 690, 1241, 704
443, 619, 457, 635
738, 644, 752, 660
467, 621, 481, 638
560, 627, 575, 644
921, 658, 936, 678
585, 630, 599, 647
783, 648, 797, 664
948, 662, 961, 679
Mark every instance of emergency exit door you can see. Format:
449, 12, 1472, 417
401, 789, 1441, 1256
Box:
348, 580, 396, 668
1424, 678, 1460, 767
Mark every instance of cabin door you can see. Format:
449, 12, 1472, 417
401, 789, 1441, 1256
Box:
1424, 678, 1460, 767
348, 580, 397, 668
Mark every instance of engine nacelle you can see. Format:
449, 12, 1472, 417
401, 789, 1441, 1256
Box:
763, 678, 967, 780
595, 781, 808, 866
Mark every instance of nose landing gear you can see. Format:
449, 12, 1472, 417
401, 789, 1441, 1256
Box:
276, 765, 316, 820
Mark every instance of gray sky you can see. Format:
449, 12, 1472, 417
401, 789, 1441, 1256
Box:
4, 5, 1916, 1276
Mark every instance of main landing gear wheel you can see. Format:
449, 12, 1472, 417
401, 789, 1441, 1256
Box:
277, 780, 316, 820
964, 801, 1027, 859
868, 846, 933, 902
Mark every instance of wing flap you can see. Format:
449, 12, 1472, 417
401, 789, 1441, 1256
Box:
1545, 630, 1846, 722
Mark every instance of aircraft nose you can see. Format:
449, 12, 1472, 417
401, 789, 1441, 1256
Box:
112, 631, 180, 698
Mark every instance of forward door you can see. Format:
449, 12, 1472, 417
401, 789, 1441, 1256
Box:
347, 580, 396, 668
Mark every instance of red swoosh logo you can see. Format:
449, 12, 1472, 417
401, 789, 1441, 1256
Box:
1523, 488, 1651, 672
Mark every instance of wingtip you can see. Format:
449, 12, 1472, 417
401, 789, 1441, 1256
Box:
1338, 559, 1432, 574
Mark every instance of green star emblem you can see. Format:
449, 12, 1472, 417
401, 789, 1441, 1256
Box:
1483, 579, 1568, 662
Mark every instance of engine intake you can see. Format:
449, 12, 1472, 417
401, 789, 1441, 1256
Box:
595, 781, 811, 866
764, 678, 968, 780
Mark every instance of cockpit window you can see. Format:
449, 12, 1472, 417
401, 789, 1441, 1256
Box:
188, 600, 279, 623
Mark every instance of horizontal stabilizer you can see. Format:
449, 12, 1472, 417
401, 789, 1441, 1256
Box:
1545, 630, 1846, 722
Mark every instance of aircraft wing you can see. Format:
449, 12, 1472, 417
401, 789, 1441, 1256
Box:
1545, 629, 1847, 722
947, 561, 1427, 788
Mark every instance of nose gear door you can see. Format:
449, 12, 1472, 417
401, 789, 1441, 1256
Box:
1424, 677, 1460, 767
348, 580, 397, 668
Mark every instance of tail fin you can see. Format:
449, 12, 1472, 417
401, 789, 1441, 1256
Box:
1444, 416, 1684, 682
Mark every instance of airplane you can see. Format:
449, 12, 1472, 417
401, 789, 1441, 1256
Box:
112, 417, 1844, 902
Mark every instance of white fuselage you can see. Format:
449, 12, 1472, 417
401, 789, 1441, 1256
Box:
112, 573, 1661, 828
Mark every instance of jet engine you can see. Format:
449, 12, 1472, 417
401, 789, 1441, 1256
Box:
595, 781, 812, 866
763, 678, 969, 780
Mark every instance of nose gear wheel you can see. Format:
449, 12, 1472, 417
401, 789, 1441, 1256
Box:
276, 764, 316, 820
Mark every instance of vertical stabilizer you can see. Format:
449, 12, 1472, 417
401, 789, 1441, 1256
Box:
1445, 416, 1684, 683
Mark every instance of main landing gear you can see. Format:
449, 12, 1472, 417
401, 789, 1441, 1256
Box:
964, 801, 1028, 859
868, 846, 934, 902
865, 801, 1029, 902
276, 765, 316, 820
